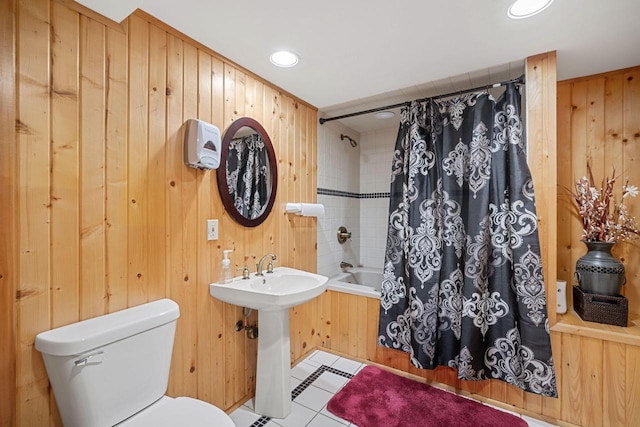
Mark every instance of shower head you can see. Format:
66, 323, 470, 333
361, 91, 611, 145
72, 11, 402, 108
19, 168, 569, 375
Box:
340, 134, 358, 147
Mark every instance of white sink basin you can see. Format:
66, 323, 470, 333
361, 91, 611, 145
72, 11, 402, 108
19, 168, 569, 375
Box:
209, 267, 328, 311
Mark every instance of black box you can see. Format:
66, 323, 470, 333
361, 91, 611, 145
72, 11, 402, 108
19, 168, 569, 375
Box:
573, 286, 628, 327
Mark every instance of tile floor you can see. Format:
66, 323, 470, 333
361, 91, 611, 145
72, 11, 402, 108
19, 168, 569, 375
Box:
230, 350, 558, 427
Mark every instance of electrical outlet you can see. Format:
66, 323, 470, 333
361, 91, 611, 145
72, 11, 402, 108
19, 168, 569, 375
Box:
207, 219, 218, 241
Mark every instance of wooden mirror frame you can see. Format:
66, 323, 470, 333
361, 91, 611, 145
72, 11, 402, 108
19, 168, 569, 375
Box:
216, 117, 278, 227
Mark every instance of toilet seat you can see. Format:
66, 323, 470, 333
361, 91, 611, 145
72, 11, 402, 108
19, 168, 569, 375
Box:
118, 396, 235, 427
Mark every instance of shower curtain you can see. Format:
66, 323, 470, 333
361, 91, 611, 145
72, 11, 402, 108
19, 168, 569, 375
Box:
378, 84, 557, 397
225, 133, 269, 219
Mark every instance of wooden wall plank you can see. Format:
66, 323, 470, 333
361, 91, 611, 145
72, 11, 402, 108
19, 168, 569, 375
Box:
490, 379, 507, 407
165, 31, 185, 398
586, 78, 606, 180
365, 297, 379, 361
50, 0, 80, 328
541, 331, 562, 419
147, 23, 167, 302
568, 80, 589, 293
556, 83, 573, 286
504, 381, 524, 409
212, 56, 225, 135
603, 342, 626, 426
523, 389, 542, 419
208, 55, 226, 407
178, 42, 199, 397
126, 14, 149, 306
308, 107, 318, 276
0, 0, 16, 424
241, 75, 259, 395
224, 301, 240, 408
16, 0, 52, 424
221, 63, 238, 409
561, 334, 582, 424
286, 98, 296, 268
604, 74, 627, 295
319, 291, 332, 348
626, 345, 640, 426
79, 15, 107, 320
603, 73, 625, 194
195, 49, 216, 404
526, 51, 557, 325
104, 22, 129, 314
267, 87, 282, 269
222, 64, 250, 405
581, 337, 604, 427
347, 294, 362, 357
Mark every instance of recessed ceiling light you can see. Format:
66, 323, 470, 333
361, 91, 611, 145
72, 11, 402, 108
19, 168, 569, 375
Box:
269, 50, 299, 67
507, 0, 554, 19
374, 111, 395, 120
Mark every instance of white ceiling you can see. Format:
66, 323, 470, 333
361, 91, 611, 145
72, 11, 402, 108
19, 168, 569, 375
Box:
77, 0, 640, 133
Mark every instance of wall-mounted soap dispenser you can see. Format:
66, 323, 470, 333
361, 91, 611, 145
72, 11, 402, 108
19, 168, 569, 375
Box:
184, 119, 221, 170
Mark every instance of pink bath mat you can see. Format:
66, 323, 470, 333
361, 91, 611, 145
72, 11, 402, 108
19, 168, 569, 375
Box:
327, 365, 528, 427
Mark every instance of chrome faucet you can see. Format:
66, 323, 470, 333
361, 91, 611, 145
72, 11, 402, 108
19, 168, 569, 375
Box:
256, 253, 277, 276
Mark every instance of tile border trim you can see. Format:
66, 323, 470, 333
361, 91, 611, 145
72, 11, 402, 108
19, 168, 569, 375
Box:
317, 187, 389, 199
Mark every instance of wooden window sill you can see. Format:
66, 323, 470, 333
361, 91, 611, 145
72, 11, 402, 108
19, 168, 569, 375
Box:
551, 310, 640, 346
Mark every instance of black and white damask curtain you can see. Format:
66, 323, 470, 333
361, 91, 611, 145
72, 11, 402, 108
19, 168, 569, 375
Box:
378, 84, 557, 397
225, 133, 269, 219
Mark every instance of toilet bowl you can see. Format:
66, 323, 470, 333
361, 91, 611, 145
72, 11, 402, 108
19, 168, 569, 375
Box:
119, 396, 234, 427
35, 299, 234, 427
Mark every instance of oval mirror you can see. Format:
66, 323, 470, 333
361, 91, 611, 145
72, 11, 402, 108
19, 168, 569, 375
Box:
216, 117, 278, 227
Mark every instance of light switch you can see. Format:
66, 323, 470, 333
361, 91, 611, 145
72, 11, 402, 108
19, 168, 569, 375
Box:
207, 219, 218, 241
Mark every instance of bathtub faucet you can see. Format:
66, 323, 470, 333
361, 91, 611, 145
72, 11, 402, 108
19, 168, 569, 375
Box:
340, 261, 353, 271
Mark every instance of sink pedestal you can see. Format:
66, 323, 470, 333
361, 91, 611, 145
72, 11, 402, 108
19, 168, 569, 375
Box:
254, 309, 291, 418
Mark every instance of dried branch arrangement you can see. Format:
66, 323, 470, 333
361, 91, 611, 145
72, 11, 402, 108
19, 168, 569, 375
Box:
572, 164, 639, 242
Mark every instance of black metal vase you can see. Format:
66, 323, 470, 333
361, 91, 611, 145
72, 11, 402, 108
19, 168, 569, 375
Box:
575, 241, 626, 296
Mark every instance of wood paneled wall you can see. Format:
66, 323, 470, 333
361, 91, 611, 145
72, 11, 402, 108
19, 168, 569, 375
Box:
552, 64, 640, 427
320, 60, 640, 427
557, 65, 640, 317
0, 1, 319, 425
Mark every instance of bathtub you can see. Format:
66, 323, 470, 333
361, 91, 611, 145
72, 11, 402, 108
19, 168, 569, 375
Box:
327, 267, 382, 298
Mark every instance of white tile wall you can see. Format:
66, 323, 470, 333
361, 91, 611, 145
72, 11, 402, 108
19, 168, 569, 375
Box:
317, 121, 361, 277
317, 194, 360, 276
359, 128, 396, 194
317, 121, 360, 194
359, 198, 389, 269
317, 122, 397, 278
359, 128, 396, 270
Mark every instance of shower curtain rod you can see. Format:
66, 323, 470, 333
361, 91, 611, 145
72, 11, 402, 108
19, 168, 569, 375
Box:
319, 75, 525, 125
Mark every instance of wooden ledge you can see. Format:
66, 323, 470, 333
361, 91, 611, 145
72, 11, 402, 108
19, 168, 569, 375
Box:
551, 310, 640, 347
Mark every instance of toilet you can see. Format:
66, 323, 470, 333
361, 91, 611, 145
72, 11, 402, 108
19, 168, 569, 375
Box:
35, 299, 235, 427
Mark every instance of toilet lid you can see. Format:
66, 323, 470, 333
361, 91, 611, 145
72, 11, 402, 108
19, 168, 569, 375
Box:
119, 396, 235, 427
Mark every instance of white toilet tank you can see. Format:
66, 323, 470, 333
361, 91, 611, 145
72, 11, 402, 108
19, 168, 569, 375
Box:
35, 299, 180, 427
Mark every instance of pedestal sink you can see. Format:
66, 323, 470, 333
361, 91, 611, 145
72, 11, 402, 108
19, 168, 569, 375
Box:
210, 267, 328, 418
